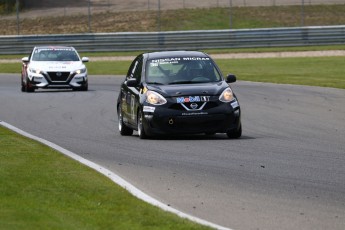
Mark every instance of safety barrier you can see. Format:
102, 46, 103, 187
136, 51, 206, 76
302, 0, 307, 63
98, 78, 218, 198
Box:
0, 25, 344, 54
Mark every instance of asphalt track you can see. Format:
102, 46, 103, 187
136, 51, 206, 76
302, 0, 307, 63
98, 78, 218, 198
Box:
1, 74, 345, 230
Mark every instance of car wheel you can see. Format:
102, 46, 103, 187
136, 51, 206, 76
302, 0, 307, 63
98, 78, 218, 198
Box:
21, 76, 25, 92
137, 110, 148, 139
226, 123, 242, 139
25, 76, 35, 93
81, 81, 88, 91
118, 105, 133, 136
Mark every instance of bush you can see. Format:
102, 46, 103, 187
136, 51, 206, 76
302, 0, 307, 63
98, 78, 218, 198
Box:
0, 0, 24, 14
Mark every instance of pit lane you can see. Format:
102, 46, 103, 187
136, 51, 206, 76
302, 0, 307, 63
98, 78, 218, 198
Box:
1, 74, 344, 230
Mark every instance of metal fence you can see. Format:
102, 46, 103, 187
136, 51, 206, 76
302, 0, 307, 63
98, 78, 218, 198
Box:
0, 25, 344, 54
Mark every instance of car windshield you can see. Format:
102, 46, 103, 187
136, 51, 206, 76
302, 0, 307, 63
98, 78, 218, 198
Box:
146, 57, 222, 85
31, 48, 80, 62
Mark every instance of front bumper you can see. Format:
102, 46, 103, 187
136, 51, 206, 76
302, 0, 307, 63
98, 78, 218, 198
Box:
27, 71, 87, 89
142, 101, 241, 135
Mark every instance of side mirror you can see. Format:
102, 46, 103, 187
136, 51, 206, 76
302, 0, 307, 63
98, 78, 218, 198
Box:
22, 57, 29, 63
126, 78, 139, 87
226, 74, 237, 83
81, 57, 89, 63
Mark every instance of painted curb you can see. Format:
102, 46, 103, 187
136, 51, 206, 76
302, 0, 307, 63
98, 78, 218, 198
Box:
0, 120, 232, 230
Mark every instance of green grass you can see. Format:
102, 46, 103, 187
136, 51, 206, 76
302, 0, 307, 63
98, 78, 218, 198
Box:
0, 125, 212, 230
161, 5, 345, 31
1, 4, 345, 34
2, 56, 344, 89
215, 56, 345, 89
86, 61, 130, 75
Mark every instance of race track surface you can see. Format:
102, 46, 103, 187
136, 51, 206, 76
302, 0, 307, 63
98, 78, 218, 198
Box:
1, 74, 344, 230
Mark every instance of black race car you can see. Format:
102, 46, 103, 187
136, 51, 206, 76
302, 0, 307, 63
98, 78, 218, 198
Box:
117, 51, 241, 139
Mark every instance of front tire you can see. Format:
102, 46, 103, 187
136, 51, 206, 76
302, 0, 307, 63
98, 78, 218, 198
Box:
118, 105, 133, 136
137, 110, 148, 139
21, 76, 25, 92
81, 81, 88, 91
24, 76, 35, 93
227, 123, 242, 139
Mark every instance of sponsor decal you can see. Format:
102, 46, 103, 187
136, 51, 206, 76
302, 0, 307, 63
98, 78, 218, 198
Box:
150, 58, 181, 66
177, 96, 200, 103
182, 57, 210, 61
176, 96, 210, 103
201, 96, 210, 102
149, 57, 210, 66
231, 101, 239, 109
140, 87, 148, 94
48, 66, 67, 69
143, 106, 156, 113
151, 58, 181, 63
36, 48, 73, 52
181, 112, 208, 116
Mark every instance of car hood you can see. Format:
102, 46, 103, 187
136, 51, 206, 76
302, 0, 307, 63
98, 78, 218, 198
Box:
147, 81, 229, 97
29, 61, 85, 72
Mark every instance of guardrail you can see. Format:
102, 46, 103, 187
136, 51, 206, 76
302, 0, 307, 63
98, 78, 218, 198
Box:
0, 26, 344, 54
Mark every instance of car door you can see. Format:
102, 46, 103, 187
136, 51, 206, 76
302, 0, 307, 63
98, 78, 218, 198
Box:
122, 56, 143, 126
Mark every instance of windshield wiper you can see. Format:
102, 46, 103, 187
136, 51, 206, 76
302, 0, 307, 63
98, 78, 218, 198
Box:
169, 81, 193, 85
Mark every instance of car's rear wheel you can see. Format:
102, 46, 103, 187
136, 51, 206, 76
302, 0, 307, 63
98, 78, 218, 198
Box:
226, 123, 242, 139
137, 110, 148, 139
118, 105, 133, 136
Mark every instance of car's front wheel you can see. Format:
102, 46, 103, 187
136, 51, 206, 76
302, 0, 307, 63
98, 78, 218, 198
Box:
118, 105, 133, 136
24, 76, 35, 93
226, 123, 242, 139
137, 110, 148, 139
21, 76, 25, 92
81, 82, 88, 91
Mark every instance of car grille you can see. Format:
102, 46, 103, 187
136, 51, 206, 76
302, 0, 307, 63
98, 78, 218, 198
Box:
47, 72, 70, 82
159, 114, 230, 133
169, 101, 218, 111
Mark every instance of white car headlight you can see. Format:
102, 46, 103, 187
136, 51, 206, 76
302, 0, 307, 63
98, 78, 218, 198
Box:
146, 90, 167, 105
29, 67, 41, 74
219, 88, 234, 102
75, 67, 86, 74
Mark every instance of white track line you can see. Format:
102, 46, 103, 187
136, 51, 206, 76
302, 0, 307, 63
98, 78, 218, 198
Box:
0, 120, 232, 230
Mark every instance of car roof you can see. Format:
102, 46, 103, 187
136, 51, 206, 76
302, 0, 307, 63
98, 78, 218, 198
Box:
145, 50, 209, 60
33, 46, 76, 50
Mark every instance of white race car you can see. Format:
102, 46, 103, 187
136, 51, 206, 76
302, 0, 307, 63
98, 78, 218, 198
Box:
21, 46, 89, 92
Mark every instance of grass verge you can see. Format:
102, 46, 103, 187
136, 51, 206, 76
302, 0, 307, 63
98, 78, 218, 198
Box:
215, 56, 345, 89
1, 56, 344, 89
0, 125, 211, 230
1, 4, 345, 34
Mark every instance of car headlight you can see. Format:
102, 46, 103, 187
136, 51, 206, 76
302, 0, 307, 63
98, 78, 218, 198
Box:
146, 90, 167, 105
29, 67, 41, 74
75, 67, 87, 74
219, 88, 234, 102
